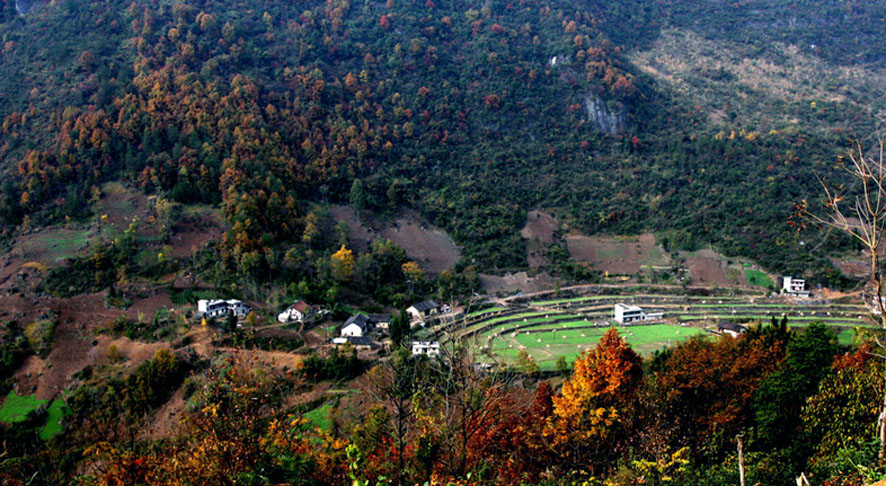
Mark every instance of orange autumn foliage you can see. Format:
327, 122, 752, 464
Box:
548, 328, 641, 473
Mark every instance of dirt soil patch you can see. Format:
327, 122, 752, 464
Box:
329, 206, 374, 253
5, 286, 185, 402
95, 182, 161, 241
143, 387, 186, 440
834, 258, 868, 278
686, 249, 743, 287
378, 211, 460, 275
566, 233, 668, 275
480, 271, 559, 296
331, 205, 461, 275
521, 210, 558, 267
169, 207, 227, 258
521, 210, 557, 244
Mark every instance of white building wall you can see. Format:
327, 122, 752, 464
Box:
341, 324, 364, 337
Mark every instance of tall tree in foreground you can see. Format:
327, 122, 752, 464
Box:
549, 327, 642, 477
366, 347, 423, 486
794, 135, 886, 460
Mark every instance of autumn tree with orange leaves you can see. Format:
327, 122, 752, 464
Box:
548, 327, 642, 477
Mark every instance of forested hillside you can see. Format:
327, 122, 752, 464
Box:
3, 1, 886, 483
0, 0, 882, 281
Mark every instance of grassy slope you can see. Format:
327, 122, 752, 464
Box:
0, 390, 45, 423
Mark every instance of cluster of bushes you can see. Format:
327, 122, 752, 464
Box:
42, 224, 177, 297
100, 312, 180, 342
67, 348, 191, 423
212, 329, 304, 353
0, 322, 31, 384
299, 347, 366, 382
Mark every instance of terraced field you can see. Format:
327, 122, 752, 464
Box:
479, 324, 708, 371
447, 288, 874, 370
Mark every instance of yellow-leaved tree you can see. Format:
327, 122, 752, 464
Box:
331, 245, 355, 281
548, 327, 642, 476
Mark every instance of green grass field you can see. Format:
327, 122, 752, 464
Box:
485, 325, 707, 370
466, 307, 506, 318
691, 303, 866, 309
0, 391, 45, 423
530, 295, 620, 306
838, 329, 856, 346
18, 228, 95, 264
39, 398, 69, 439
303, 402, 333, 431
678, 314, 870, 325
170, 289, 218, 306
458, 311, 559, 335
0, 391, 69, 439
745, 269, 774, 288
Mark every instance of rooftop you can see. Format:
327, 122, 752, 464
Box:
344, 313, 370, 330
614, 303, 642, 312
411, 300, 439, 312
717, 321, 747, 333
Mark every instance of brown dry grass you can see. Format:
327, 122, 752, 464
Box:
685, 249, 744, 287
521, 210, 558, 267
565, 233, 669, 275
629, 29, 886, 126
479, 271, 558, 296
331, 205, 461, 275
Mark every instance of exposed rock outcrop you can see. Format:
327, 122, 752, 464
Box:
584, 94, 627, 134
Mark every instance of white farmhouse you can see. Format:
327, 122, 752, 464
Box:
277, 301, 311, 323
411, 341, 440, 357
407, 300, 439, 321
341, 314, 371, 337
781, 276, 810, 297
198, 299, 251, 319
613, 303, 663, 324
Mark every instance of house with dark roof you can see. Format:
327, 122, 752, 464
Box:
718, 321, 747, 338
341, 314, 371, 337
407, 300, 439, 320
367, 314, 391, 330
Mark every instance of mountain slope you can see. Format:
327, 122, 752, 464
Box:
0, 0, 881, 281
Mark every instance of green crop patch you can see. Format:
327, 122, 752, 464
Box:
837, 329, 856, 347
0, 390, 46, 423
303, 402, 333, 432
745, 270, 774, 289
1, 391, 71, 440
39, 398, 70, 440
466, 307, 506, 318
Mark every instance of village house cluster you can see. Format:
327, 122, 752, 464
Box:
195, 294, 446, 358
332, 299, 445, 356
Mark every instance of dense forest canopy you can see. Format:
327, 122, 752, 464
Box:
0, 0, 882, 280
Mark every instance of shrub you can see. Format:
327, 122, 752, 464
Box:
23, 320, 55, 356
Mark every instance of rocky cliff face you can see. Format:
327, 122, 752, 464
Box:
584, 94, 627, 134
